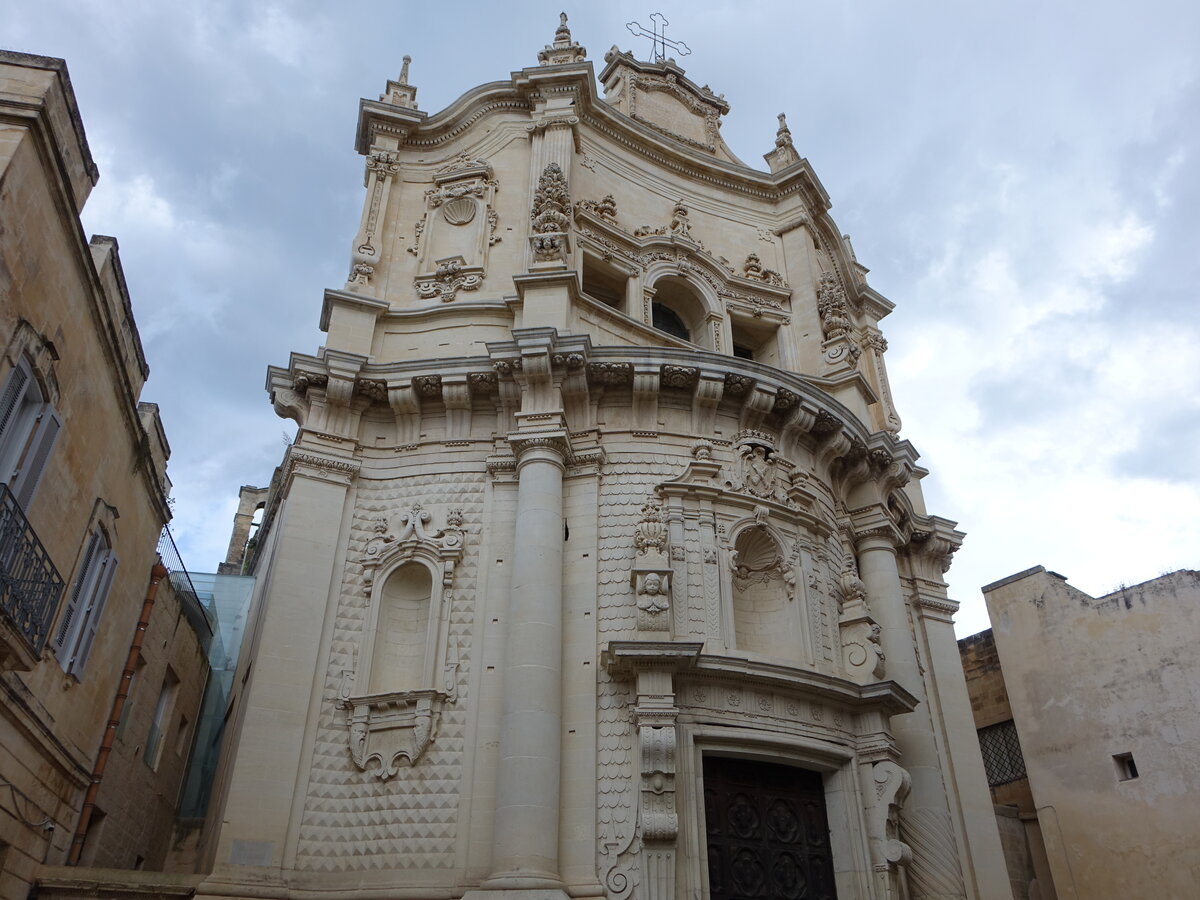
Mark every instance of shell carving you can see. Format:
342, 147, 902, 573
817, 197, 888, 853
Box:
442, 197, 477, 225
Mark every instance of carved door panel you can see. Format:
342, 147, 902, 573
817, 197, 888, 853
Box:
704, 756, 837, 900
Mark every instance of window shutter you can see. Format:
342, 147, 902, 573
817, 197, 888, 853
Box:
53, 531, 101, 657
12, 406, 62, 509
0, 363, 30, 447
72, 550, 118, 675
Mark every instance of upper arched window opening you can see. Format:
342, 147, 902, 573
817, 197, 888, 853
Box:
649, 276, 707, 346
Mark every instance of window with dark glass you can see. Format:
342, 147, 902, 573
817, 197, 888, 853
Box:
977, 720, 1027, 786
651, 303, 689, 340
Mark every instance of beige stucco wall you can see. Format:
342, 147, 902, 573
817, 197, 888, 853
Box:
983, 566, 1200, 899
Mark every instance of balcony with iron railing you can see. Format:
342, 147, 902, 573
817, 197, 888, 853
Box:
0, 483, 65, 669
157, 524, 214, 655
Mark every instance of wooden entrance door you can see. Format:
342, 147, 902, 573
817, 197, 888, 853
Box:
704, 756, 838, 900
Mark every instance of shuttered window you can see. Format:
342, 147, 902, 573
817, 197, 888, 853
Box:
0, 360, 62, 509
53, 528, 119, 676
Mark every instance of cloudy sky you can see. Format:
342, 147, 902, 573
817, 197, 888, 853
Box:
8, 0, 1198, 635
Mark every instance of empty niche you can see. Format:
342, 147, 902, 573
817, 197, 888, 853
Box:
582, 252, 629, 310
369, 561, 433, 694
731, 526, 803, 662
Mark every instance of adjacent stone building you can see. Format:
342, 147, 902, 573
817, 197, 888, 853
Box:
961, 566, 1200, 900
193, 19, 1011, 900
0, 50, 206, 899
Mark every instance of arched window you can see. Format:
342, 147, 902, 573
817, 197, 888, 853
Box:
53, 525, 119, 676
0, 358, 62, 509
369, 562, 434, 694
649, 276, 707, 345
652, 303, 689, 340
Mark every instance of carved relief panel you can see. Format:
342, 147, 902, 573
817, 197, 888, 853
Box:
414, 153, 500, 301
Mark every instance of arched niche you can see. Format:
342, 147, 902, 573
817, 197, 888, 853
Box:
369, 561, 434, 694
729, 525, 805, 664
339, 505, 465, 779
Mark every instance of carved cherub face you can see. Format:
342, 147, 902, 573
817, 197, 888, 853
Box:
643, 573, 663, 595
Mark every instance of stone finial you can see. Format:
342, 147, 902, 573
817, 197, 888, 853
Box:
633, 499, 667, 556
382, 55, 418, 109
775, 112, 794, 148
539, 11, 587, 66
763, 111, 800, 173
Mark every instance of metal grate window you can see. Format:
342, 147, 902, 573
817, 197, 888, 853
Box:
978, 720, 1027, 786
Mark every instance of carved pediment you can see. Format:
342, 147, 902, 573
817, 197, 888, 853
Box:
599, 49, 730, 155
361, 504, 465, 593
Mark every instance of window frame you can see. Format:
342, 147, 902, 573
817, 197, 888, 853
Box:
0, 358, 63, 510
52, 526, 119, 676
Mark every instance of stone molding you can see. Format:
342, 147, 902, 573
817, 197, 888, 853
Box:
604, 642, 918, 717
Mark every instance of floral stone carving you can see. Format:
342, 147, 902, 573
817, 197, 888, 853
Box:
529, 162, 572, 264
415, 255, 483, 302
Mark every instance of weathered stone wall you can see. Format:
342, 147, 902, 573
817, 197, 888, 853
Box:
85, 578, 209, 870
984, 566, 1200, 899
0, 52, 172, 900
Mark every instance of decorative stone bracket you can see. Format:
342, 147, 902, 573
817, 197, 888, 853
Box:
839, 557, 886, 683
864, 760, 912, 898
342, 688, 446, 780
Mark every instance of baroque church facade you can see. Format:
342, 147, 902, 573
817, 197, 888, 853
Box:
198, 19, 1011, 900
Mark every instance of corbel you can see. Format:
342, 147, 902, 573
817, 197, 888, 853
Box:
631, 363, 660, 435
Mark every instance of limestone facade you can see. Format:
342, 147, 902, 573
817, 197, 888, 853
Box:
0, 50, 201, 899
198, 20, 1010, 900
971, 566, 1200, 899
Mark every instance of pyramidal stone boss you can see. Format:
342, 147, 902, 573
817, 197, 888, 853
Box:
197, 16, 1013, 900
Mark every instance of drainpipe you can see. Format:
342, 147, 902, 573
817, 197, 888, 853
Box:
67, 562, 168, 865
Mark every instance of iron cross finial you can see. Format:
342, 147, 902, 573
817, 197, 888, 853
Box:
626, 13, 691, 63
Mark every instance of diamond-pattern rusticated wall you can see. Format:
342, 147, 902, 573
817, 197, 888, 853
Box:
294, 471, 485, 871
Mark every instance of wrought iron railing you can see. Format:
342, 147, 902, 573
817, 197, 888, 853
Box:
157, 524, 213, 651
0, 482, 65, 656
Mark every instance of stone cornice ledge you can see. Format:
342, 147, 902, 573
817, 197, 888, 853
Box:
603, 642, 918, 716
320, 288, 390, 332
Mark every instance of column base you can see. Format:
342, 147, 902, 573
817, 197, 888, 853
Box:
463, 889, 570, 900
